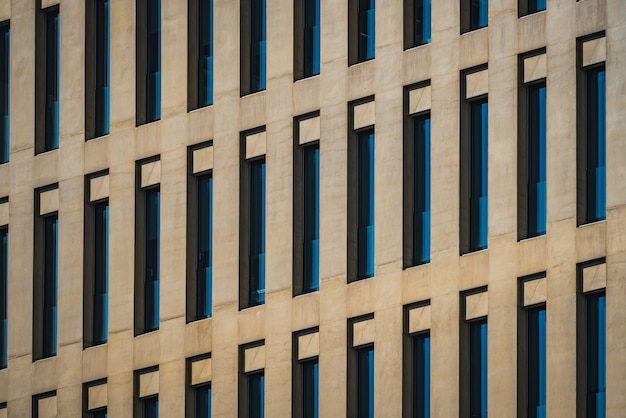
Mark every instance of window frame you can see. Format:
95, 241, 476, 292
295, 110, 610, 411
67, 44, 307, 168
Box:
0, 21, 9, 164
347, 314, 375, 418
294, 0, 320, 80
402, 301, 431, 418
188, 0, 214, 110
85, 0, 110, 140
136, 0, 161, 125
0, 213, 7, 369
403, 0, 431, 49
240, 0, 267, 95
293, 328, 320, 418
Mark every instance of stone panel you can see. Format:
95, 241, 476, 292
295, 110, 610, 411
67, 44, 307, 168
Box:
523, 53, 547, 83
352, 318, 375, 347
523, 276, 547, 306
465, 290, 488, 320
465, 68, 489, 99
89, 175, 110, 202
245, 131, 267, 160
140, 160, 161, 188
244, 345, 265, 373
582, 36, 606, 67
353, 100, 375, 130
408, 85, 432, 115
298, 116, 321, 145
408, 304, 431, 334
0, 201, 7, 226
87, 383, 107, 411
297, 332, 320, 360
191, 358, 212, 386
139, 371, 159, 399
582, 262, 606, 293
192, 146, 214, 174
38, 395, 57, 418
39, 188, 59, 216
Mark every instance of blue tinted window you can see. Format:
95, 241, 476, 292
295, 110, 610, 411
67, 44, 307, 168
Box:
586, 293, 605, 418
527, 83, 546, 237
43, 216, 58, 358
93, 202, 109, 344
90, 410, 107, 418
144, 188, 160, 332
44, 9, 60, 151
0, 25, 8, 163
197, 174, 213, 318
585, 68, 606, 223
412, 115, 430, 265
142, 397, 158, 418
469, 100, 488, 252
302, 359, 319, 418
412, 0, 431, 46
249, 0, 266, 92
146, 0, 161, 122
194, 384, 211, 418
469, 320, 487, 418
94, 0, 110, 137
198, 0, 213, 107
248, 372, 265, 418
0, 227, 7, 368
357, 131, 375, 279
411, 332, 430, 418
303, 0, 320, 77
357, 346, 374, 418
357, 0, 375, 62
302, 144, 319, 292
469, 0, 488, 30
528, 306, 546, 418
249, 159, 266, 306
527, 0, 545, 14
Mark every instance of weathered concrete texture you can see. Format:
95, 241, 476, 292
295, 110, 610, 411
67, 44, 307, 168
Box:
0, 0, 623, 416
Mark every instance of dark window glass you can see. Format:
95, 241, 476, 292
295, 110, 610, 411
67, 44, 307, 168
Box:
43, 216, 58, 358
142, 396, 158, 418
0, 24, 8, 163
196, 174, 213, 318
407, 0, 430, 48
469, 0, 488, 30
248, 372, 265, 418
144, 188, 160, 331
44, 9, 60, 151
250, 0, 266, 93
302, 144, 319, 293
249, 159, 266, 306
411, 332, 430, 418
412, 115, 430, 265
357, 0, 375, 62
469, 320, 488, 418
469, 99, 488, 252
527, 306, 546, 418
357, 346, 374, 418
302, 359, 319, 418
302, 0, 320, 78
357, 130, 375, 279
586, 293, 606, 418
584, 68, 606, 223
86, 0, 110, 139
194, 384, 211, 418
137, 0, 161, 124
521, 0, 545, 16
526, 83, 546, 238
0, 227, 7, 369
93, 201, 109, 344
198, 0, 213, 107
90, 410, 107, 418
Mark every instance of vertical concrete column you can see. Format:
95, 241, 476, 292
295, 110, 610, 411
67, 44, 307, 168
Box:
161, 0, 187, 118
109, 0, 136, 129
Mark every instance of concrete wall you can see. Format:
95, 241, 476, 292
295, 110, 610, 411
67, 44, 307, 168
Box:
0, 0, 623, 416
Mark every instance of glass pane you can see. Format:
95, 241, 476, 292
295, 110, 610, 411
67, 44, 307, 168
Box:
249, 159, 266, 305
43, 216, 58, 357
413, 0, 431, 46
0, 25, 9, 163
585, 68, 606, 223
95, 0, 110, 137
146, 0, 161, 122
586, 293, 606, 418
0, 227, 7, 368
528, 306, 546, 418
412, 115, 430, 265
469, 320, 487, 418
248, 373, 264, 418
357, 0, 375, 61
198, 0, 214, 106
93, 202, 109, 344
357, 131, 375, 279
303, 144, 320, 292
197, 174, 213, 318
302, 360, 319, 418
469, 100, 488, 251
470, 0, 488, 30
145, 188, 160, 331
45, 10, 60, 151
250, 0, 266, 92
527, 83, 546, 237
142, 397, 158, 418
411, 333, 430, 418
357, 347, 374, 418
195, 385, 211, 418
303, 0, 320, 77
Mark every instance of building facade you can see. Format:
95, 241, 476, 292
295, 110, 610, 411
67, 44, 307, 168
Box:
0, 0, 624, 416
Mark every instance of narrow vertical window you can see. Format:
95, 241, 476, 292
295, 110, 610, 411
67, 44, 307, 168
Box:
527, 306, 546, 418
247, 372, 264, 418
241, 0, 266, 95
34, 206, 58, 360
85, 199, 109, 346
0, 23, 8, 163
86, 0, 110, 139
404, 109, 430, 267
240, 343, 265, 418
294, 134, 320, 295
585, 292, 606, 418
141, 397, 158, 418
0, 225, 7, 369
356, 130, 375, 279
468, 320, 488, 418
189, 0, 214, 109
194, 384, 211, 417
519, 71, 546, 240
83, 380, 108, 417
348, 316, 375, 418
410, 332, 430, 418
249, 159, 266, 306
461, 69, 488, 255
461, 290, 488, 418
404, 0, 430, 49
519, 0, 545, 17
349, 0, 375, 64
461, 0, 487, 33
137, 0, 161, 125
294, 329, 320, 418
135, 368, 159, 418
187, 355, 213, 417
36, 6, 60, 153
135, 160, 161, 335
196, 174, 213, 318
144, 188, 160, 332
294, 0, 320, 80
